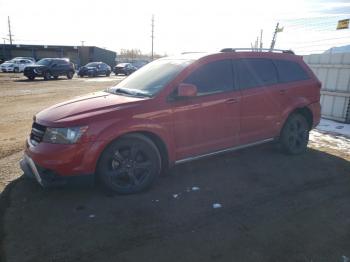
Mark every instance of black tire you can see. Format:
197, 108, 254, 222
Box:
43, 71, 51, 80
14, 67, 19, 73
106, 71, 111, 77
67, 71, 74, 79
27, 76, 35, 81
53, 75, 59, 80
280, 114, 309, 155
79, 74, 84, 78
97, 134, 161, 194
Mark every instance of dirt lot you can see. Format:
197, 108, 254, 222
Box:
1, 73, 350, 262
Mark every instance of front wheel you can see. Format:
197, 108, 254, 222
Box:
14, 67, 19, 73
97, 134, 161, 194
280, 114, 309, 155
27, 76, 35, 81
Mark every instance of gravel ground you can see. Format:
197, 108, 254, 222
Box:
0, 73, 350, 262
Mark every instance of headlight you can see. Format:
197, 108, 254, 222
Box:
43, 126, 88, 144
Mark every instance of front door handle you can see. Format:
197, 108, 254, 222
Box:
226, 98, 240, 104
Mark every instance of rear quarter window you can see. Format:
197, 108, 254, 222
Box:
273, 59, 310, 83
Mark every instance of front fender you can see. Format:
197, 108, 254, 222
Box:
86, 117, 174, 173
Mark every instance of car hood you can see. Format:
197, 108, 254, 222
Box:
1, 62, 14, 67
35, 91, 147, 126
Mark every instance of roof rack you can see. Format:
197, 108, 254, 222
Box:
220, 48, 295, 55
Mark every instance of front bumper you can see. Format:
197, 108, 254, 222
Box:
1, 67, 14, 72
20, 153, 94, 188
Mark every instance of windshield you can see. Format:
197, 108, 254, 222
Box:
36, 59, 52, 66
108, 59, 193, 97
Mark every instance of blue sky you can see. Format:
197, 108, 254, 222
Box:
0, 0, 349, 55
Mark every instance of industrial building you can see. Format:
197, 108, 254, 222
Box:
0, 44, 117, 67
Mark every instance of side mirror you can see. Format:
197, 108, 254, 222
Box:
177, 83, 198, 97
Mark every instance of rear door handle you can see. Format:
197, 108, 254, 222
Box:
226, 98, 240, 104
279, 89, 286, 95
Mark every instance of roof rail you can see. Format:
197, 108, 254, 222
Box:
181, 52, 206, 54
220, 48, 295, 55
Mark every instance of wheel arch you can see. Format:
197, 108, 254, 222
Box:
293, 107, 313, 130
95, 130, 170, 175
281, 104, 314, 131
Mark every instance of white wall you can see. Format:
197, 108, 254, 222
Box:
304, 53, 350, 123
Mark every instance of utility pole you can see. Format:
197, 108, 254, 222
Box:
81, 40, 85, 46
270, 22, 282, 51
151, 15, 154, 60
7, 16, 14, 45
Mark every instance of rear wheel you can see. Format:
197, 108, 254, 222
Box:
106, 71, 111, 77
97, 134, 161, 194
280, 114, 309, 155
43, 71, 51, 80
67, 71, 74, 79
53, 75, 59, 80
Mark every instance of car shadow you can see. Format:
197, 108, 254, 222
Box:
1, 144, 350, 262
13, 78, 72, 82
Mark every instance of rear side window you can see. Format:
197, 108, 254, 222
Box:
184, 60, 234, 96
274, 60, 310, 83
234, 58, 278, 89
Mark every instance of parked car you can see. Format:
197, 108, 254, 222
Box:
114, 63, 137, 75
1, 59, 35, 72
23, 58, 75, 80
78, 62, 111, 77
13, 57, 36, 62
131, 60, 149, 69
20, 49, 321, 194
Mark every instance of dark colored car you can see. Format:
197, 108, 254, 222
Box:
20, 49, 321, 194
114, 63, 137, 75
78, 62, 111, 77
24, 58, 75, 80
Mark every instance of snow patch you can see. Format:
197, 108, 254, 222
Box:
316, 119, 350, 138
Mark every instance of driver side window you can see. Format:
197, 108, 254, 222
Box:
183, 60, 234, 96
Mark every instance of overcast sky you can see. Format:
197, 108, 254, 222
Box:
0, 0, 349, 55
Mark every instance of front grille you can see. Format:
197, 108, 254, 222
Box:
30, 122, 46, 145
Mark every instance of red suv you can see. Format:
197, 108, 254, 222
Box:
20, 49, 321, 194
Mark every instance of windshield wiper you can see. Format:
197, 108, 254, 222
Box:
111, 88, 151, 97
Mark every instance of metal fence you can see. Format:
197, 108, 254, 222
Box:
303, 53, 350, 123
